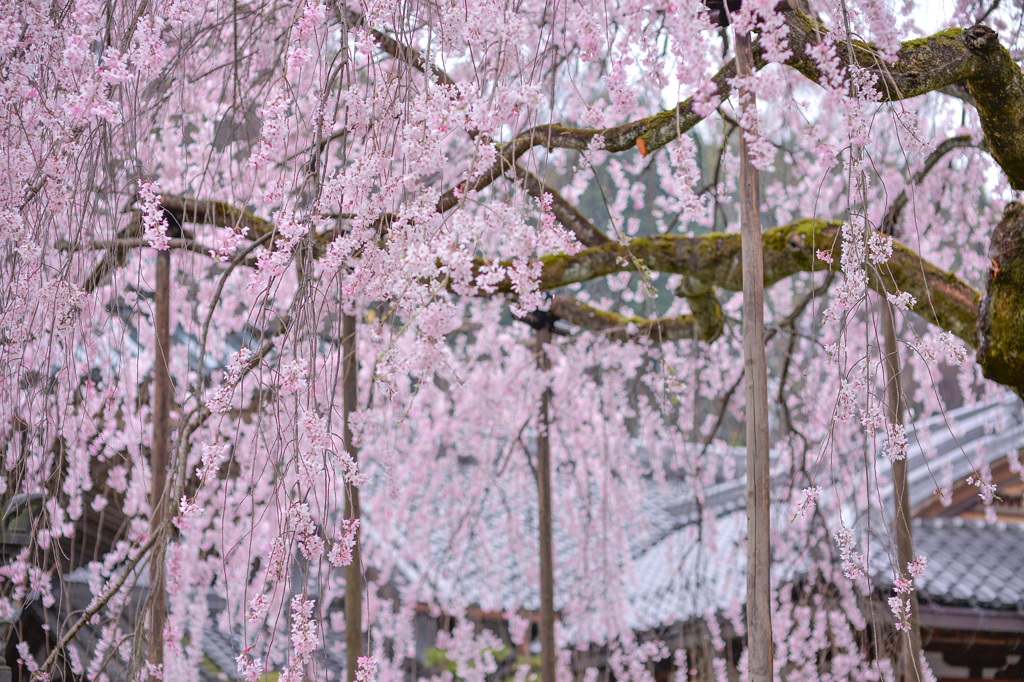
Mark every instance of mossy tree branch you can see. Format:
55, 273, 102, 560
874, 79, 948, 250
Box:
158, 195, 275, 240
549, 295, 703, 343
524, 219, 980, 348
548, 275, 724, 344
143, 196, 983, 357
781, 15, 1024, 189
98, 195, 1019, 389
435, 8, 1024, 210
979, 202, 1024, 388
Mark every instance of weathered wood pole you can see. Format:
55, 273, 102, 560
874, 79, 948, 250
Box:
880, 301, 922, 682
735, 29, 774, 682
535, 324, 556, 682
343, 312, 363, 682
149, 247, 170, 682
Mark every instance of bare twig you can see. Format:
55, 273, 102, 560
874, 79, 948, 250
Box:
33, 535, 160, 681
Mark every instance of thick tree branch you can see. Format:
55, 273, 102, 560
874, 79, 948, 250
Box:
675, 275, 726, 341
344, 9, 457, 89
938, 81, 977, 107
439, 10, 1024, 216
549, 293, 720, 343
323, 4, 1024, 248
147, 196, 981, 356
59, 237, 214, 256
158, 194, 275, 240
106, 192, 1008, 388
782, 14, 1024, 188
527, 220, 980, 347
882, 135, 982, 235
79, 195, 278, 293
434, 57, 738, 214
511, 164, 612, 247
82, 215, 142, 293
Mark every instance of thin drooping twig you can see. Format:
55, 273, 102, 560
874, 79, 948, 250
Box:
699, 272, 836, 454
196, 232, 276, 377
839, 1, 897, 675
171, 336, 280, 504
170, 231, 278, 500
874, 133, 977, 682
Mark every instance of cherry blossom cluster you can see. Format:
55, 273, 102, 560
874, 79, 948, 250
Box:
0, 0, 1016, 679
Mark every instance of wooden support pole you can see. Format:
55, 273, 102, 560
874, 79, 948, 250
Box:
735, 30, 774, 682
880, 300, 922, 681
343, 313, 363, 682
148, 248, 170, 681
535, 325, 556, 682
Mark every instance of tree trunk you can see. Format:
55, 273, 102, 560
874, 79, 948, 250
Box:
735, 30, 774, 682
535, 325, 556, 682
343, 313, 363, 682
880, 300, 922, 681
148, 249, 170, 682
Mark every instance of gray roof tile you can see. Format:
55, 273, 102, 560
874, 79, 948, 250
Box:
906, 519, 1024, 609
374, 396, 1024, 643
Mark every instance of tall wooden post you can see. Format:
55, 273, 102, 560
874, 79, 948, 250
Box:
535, 325, 556, 682
735, 31, 773, 682
880, 301, 922, 681
149, 247, 170, 681
343, 313, 363, 682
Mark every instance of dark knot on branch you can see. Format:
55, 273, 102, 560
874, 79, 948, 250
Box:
964, 24, 999, 52
519, 308, 567, 334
